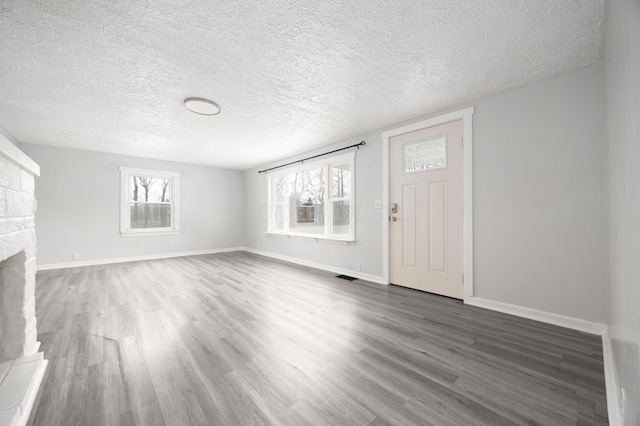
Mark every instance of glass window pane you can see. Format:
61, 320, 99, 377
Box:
331, 163, 351, 198
289, 168, 324, 206
402, 136, 447, 173
271, 177, 285, 203
289, 203, 324, 234
130, 203, 172, 228
270, 205, 286, 231
287, 167, 324, 234
331, 201, 350, 235
287, 169, 321, 232
131, 176, 171, 202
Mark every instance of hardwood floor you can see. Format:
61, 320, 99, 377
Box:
30, 251, 608, 425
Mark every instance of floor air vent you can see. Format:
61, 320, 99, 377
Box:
336, 275, 357, 281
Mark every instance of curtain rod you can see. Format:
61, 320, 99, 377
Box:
257, 141, 366, 174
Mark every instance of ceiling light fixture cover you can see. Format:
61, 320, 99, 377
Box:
184, 97, 221, 115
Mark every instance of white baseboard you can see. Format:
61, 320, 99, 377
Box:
37, 247, 386, 286
242, 247, 388, 285
36, 247, 245, 271
464, 296, 607, 335
601, 330, 623, 426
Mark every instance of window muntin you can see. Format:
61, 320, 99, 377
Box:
267, 153, 355, 241
120, 167, 180, 236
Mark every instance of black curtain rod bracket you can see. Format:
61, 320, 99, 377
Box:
258, 141, 366, 174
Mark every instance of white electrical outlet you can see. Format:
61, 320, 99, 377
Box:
72, 252, 80, 260
374, 200, 383, 209
356, 262, 361, 272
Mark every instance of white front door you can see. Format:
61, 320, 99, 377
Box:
389, 119, 464, 299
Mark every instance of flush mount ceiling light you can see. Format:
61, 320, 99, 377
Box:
183, 97, 221, 115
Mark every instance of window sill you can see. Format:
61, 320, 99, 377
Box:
266, 232, 355, 245
121, 230, 179, 238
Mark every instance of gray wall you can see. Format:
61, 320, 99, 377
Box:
473, 62, 606, 322
604, 0, 640, 423
244, 62, 607, 323
20, 144, 244, 266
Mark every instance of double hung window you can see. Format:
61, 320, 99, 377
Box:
120, 167, 180, 236
267, 152, 355, 241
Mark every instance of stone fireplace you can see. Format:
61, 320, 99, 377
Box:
0, 133, 47, 426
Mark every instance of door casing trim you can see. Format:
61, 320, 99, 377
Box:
381, 106, 474, 300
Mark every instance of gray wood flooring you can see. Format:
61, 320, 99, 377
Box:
30, 251, 608, 425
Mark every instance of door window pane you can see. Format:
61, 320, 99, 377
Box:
402, 136, 447, 173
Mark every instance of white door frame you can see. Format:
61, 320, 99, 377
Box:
381, 106, 474, 300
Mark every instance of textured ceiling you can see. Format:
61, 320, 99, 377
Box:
0, 0, 605, 170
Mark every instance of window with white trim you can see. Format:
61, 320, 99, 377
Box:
119, 167, 180, 236
267, 152, 355, 241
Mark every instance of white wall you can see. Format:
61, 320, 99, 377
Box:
19, 144, 244, 266
244, 62, 607, 323
604, 0, 640, 423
